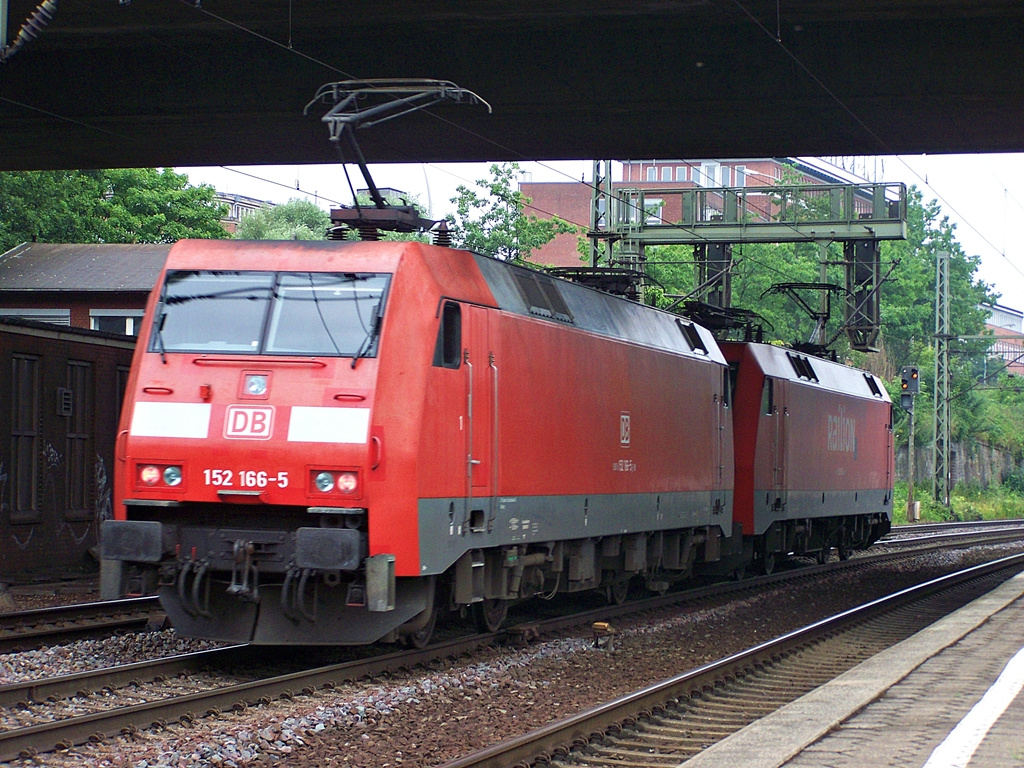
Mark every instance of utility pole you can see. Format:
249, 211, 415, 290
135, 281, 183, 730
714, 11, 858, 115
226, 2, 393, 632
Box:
900, 365, 920, 520
932, 250, 951, 506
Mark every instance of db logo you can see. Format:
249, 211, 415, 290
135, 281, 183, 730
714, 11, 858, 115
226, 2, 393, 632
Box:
620, 411, 631, 447
224, 405, 275, 440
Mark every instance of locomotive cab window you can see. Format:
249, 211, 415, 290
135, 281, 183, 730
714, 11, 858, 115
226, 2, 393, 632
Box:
762, 378, 774, 415
725, 363, 738, 408
150, 270, 391, 358
433, 301, 462, 369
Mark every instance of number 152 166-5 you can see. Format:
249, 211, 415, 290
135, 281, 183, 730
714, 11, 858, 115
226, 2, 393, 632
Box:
203, 469, 289, 488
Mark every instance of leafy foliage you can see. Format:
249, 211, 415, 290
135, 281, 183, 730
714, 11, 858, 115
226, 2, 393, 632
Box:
0, 168, 228, 251
235, 198, 331, 241
641, 180, 1024, 458
446, 163, 579, 263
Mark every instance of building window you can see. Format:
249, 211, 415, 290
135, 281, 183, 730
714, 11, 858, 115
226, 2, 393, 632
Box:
11, 355, 40, 521
698, 162, 720, 187
721, 166, 732, 187
0, 309, 71, 326
676, 166, 688, 182
661, 166, 672, 182
735, 166, 747, 186
644, 198, 664, 225
90, 310, 144, 337
65, 361, 93, 519
646, 166, 657, 182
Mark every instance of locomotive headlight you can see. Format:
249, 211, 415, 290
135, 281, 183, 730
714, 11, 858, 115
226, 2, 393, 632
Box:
163, 466, 183, 486
337, 472, 358, 494
244, 374, 268, 396
314, 471, 335, 493
140, 465, 161, 486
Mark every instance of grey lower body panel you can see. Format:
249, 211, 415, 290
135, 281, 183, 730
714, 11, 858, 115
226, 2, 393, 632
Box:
159, 576, 430, 645
753, 488, 892, 535
418, 490, 733, 576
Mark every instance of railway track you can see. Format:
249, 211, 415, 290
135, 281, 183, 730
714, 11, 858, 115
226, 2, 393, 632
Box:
2, 527, 1022, 762
435, 552, 1024, 768
2, 519, 1020, 653
882, 518, 1024, 545
0, 597, 161, 653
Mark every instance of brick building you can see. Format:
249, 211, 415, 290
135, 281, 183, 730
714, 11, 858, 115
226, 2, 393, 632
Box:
520, 157, 868, 267
985, 303, 1024, 376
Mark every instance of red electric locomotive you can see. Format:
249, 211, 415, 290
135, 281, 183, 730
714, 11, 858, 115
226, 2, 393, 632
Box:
102, 239, 738, 645
723, 341, 893, 573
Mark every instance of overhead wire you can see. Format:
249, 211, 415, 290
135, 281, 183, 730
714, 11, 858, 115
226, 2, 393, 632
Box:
7, 0, 1016, 292
175, 0, 835, 251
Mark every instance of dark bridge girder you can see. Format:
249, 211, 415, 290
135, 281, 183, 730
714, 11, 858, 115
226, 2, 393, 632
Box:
1, 0, 1022, 171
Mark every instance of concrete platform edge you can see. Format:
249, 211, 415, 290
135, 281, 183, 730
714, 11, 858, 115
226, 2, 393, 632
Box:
678, 570, 1024, 768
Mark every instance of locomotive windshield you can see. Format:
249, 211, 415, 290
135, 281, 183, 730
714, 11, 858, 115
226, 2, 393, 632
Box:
150, 270, 391, 357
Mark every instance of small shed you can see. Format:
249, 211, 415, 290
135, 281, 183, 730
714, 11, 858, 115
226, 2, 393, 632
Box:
0, 242, 170, 335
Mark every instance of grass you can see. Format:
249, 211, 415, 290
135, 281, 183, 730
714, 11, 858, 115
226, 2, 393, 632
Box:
892, 480, 1024, 525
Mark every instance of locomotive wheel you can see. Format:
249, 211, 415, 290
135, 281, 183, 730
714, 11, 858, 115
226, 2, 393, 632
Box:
816, 547, 831, 565
472, 598, 508, 633
837, 542, 850, 561
401, 576, 438, 649
607, 579, 629, 606
404, 607, 437, 649
760, 549, 776, 575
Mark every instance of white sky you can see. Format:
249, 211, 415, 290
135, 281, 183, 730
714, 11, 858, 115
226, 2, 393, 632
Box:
178, 153, 1024, 311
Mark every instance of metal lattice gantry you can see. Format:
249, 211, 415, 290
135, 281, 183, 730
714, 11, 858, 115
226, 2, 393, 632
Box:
599, 181, 907, 352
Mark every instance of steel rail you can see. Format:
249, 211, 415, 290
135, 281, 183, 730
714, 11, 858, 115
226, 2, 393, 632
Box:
887, 518, 1024, 536
1, 526, 1021, 761
0, 632, 498, 762
435, 552, 1024, 768
0, 597, 161, 653
5, 525, 1016, 710
884, 520, 1024, 542
0, 645, 250, 709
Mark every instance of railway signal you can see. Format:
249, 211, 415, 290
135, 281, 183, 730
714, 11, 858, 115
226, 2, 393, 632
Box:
901, 365, 920, 393
900, 365, 920, 412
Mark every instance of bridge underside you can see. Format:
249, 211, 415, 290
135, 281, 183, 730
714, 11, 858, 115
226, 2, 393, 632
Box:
1, 1, 1022, 170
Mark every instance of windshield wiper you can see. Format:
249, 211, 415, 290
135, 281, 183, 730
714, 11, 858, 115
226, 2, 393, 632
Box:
155, 311, 168, 365
164, 286, 273, 305
351, 302, 384, 369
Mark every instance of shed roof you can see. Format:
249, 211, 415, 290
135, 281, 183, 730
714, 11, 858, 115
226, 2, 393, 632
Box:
0, 242, 171, 293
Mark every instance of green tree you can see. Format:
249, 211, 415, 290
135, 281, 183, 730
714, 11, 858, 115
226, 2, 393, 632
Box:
0, 168, 227, 251
235, 198, 331, 240
446, 163, 578, 263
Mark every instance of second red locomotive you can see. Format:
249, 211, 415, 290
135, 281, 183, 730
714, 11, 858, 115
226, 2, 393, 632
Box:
101, 238, 892, 645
